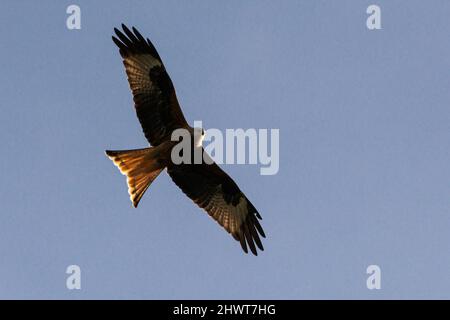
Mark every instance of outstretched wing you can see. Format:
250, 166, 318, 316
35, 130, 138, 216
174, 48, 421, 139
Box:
167, 152, 266, 255
112, 24, 188, 146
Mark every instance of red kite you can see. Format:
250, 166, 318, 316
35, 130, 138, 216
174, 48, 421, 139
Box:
106, 25, 265, 255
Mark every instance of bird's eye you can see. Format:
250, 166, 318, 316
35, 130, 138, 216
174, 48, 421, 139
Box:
202, 129, 205, 136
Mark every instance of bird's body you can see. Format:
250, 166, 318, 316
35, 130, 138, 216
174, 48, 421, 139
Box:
106, 25, 266, 255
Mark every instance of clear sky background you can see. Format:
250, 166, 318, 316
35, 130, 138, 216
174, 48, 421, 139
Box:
0, 1, 449, 299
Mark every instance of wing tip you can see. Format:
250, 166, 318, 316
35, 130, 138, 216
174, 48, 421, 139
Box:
111, 24, 162, 62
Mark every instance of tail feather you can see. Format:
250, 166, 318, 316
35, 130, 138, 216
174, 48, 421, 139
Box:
105, 147, 164, 207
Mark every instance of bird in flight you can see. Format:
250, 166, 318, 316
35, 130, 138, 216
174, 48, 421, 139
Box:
106, 25, 265, 255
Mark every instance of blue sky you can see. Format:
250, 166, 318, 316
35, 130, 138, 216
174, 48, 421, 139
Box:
0, 0, 449, 299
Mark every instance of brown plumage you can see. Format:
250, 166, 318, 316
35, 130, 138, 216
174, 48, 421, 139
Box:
106, 24, 266, 255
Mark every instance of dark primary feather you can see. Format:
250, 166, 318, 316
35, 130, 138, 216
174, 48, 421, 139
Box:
112, 24, 188, 146
167, 151, 266, 256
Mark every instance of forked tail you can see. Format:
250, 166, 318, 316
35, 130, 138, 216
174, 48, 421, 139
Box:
105, 147, 165, 207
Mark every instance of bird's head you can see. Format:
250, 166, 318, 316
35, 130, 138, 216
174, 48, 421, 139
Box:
192, 126, 205, 148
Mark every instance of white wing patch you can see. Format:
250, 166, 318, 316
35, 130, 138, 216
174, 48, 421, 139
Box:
203, 185, 248, 235
123, 54, 162, 96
